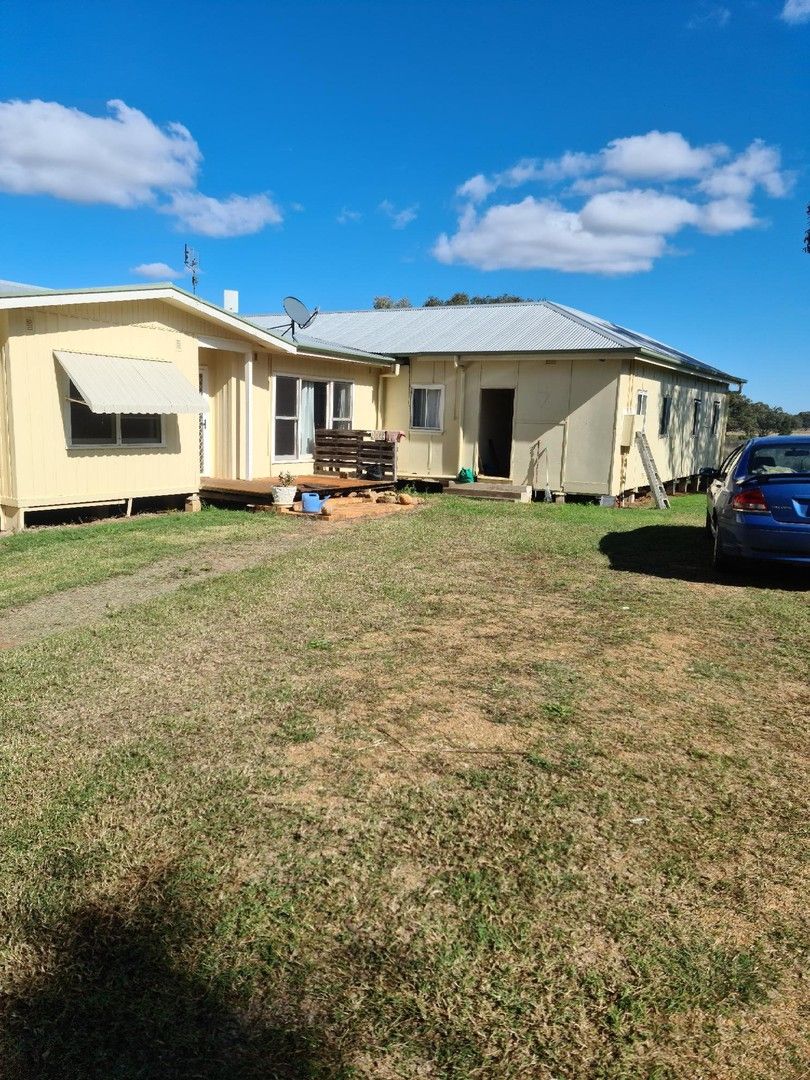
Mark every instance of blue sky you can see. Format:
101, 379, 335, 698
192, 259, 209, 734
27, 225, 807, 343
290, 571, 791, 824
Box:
0, 0, 807, 406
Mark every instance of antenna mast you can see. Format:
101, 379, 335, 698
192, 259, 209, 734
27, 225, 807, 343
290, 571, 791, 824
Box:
183, 244, 200, 294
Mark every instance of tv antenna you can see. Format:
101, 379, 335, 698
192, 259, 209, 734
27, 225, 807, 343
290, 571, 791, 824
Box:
183, 244, 200, 294
269, 296, 319, 338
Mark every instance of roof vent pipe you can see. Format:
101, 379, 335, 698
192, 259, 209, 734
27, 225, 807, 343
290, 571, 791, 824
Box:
223, 290, 239, 313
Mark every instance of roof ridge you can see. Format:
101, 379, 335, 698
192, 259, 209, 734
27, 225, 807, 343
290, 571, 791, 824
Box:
538, 299, 631, 349
246, 300, 559, 318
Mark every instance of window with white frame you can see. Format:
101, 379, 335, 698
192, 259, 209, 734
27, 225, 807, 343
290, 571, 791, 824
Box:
68, 381, 162, 447
273, 375, 354, 460
659, 394, 672, 437
710, 399, 721, 435
636, 390, 648, 430
332, 381, 352, 430
692, 398, 702, 436
410, 385, 443, 431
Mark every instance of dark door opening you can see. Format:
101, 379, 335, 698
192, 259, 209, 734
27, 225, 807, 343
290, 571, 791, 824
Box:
478, 388, 514, 478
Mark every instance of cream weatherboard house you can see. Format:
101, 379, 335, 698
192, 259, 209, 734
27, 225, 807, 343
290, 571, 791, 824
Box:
248, 301, 744, 499
0, 281, 395, 531
0, 281, 743, 531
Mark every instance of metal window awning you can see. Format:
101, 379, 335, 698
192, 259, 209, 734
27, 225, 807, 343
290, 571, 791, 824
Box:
55, 350, 208, 414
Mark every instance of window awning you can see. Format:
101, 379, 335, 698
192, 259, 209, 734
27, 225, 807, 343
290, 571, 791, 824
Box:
55, 350, 208, 414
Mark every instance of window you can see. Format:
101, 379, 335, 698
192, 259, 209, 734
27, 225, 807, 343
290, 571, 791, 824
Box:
332, 381, 352, 430
68, 382, 162, 447
410, 385, 443, 431
692, 398, 702, 436
274, 375, 298, 458
719, 446, 743, 480
273, 376, 354, 460
747, 442, 810, 477
636, 390, 648, 430
710, 399, 721, 436
659, 394, 672, 437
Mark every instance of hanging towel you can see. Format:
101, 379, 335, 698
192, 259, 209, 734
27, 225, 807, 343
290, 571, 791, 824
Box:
385, 430, 407, 443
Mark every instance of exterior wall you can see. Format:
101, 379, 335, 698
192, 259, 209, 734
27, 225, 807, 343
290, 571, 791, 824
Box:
612, 359, 730, 493
386, 353, 622, 495
0, 311, 14, 510
2, 299, 255, 511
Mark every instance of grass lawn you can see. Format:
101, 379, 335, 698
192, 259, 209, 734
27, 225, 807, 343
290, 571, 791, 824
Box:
0, 506, 292, 611
0, 495, 807, 1078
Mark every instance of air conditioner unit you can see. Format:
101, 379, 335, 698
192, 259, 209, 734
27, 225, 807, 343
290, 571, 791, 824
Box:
620, 413, 638, 449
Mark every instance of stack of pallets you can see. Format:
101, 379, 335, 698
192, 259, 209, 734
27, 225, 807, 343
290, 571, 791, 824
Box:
314, 429, 397, 481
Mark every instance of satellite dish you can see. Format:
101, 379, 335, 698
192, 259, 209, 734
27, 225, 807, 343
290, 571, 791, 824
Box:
281, 295, 319, 336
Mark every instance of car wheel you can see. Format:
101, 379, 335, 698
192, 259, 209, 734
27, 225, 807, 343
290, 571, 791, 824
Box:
712, 527, 732, 572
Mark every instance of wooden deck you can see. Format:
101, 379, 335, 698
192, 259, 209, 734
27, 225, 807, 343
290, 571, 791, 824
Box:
200, 475, 394, 506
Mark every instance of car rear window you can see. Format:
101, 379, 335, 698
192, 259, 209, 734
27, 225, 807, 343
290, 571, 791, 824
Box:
747, 444, 810, 476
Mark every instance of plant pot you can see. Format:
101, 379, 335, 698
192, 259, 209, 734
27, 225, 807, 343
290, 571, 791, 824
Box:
271, 485, 297, 508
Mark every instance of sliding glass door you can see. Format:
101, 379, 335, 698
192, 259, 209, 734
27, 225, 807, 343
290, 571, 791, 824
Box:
274, 375, 352, 461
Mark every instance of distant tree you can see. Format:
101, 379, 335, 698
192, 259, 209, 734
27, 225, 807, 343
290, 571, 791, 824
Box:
422, 292, 534, 307
727, 393, 757, 435
728, 393, 798, 436
373, 295, 411, 309
795, 410, 810, 430
470, 293, 533, 304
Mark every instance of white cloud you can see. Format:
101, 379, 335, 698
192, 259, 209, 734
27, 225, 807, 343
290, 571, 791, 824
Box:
699, 140, 792, 199
0, 98, 199, 207
163, 191, 281, 238
687, 4, 731, 30
0, 97, 286, 238
379, 199, 418, 228
434, 197, 666, 275
580, 190, 702, 235
456, 174, 495, 203
131, 261, 183, 279
600, 131, 725, 181
440, 130, 789, 275
699, 198, 758, 234
337, 207, 362, 224
781, 0, 810, 23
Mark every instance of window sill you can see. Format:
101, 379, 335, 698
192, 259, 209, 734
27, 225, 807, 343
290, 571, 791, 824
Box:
68, 442, 167, 451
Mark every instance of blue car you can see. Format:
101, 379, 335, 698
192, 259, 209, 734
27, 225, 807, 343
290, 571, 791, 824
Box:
702, 435, 810, 570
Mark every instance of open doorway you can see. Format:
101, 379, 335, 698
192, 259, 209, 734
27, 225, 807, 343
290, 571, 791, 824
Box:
478, 388, 514, 478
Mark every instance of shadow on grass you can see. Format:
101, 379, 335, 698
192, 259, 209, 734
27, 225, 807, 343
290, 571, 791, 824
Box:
0, 868, 347, 1080
600, 525, 809, 590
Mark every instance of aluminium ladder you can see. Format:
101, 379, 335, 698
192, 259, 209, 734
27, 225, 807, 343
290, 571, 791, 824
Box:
635, 431, 671, 509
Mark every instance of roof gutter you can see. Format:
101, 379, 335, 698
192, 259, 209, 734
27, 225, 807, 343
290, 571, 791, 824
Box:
635, 348, 745, 387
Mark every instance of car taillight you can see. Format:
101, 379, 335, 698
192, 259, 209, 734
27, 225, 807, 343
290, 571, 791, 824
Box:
731, 488, 770, 513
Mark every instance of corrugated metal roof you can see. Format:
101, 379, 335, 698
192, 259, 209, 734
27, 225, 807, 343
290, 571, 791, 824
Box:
55, 351, 208, 414
0, 278, 53, 297
0, 280, 395, 367
246, 300, 743, 383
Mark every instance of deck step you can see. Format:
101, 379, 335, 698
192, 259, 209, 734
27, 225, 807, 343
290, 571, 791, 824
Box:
447, 482, 531, 503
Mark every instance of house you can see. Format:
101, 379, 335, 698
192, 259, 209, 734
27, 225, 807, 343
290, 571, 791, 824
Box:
248, 301, 744, 498
0, 282, 395, 532
0, 281, 744, 532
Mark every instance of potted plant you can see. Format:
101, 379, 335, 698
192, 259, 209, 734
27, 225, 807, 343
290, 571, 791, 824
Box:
271, 470, 298, 508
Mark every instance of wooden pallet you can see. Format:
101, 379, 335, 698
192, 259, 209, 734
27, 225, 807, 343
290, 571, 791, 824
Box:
314, 429, 397, 480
